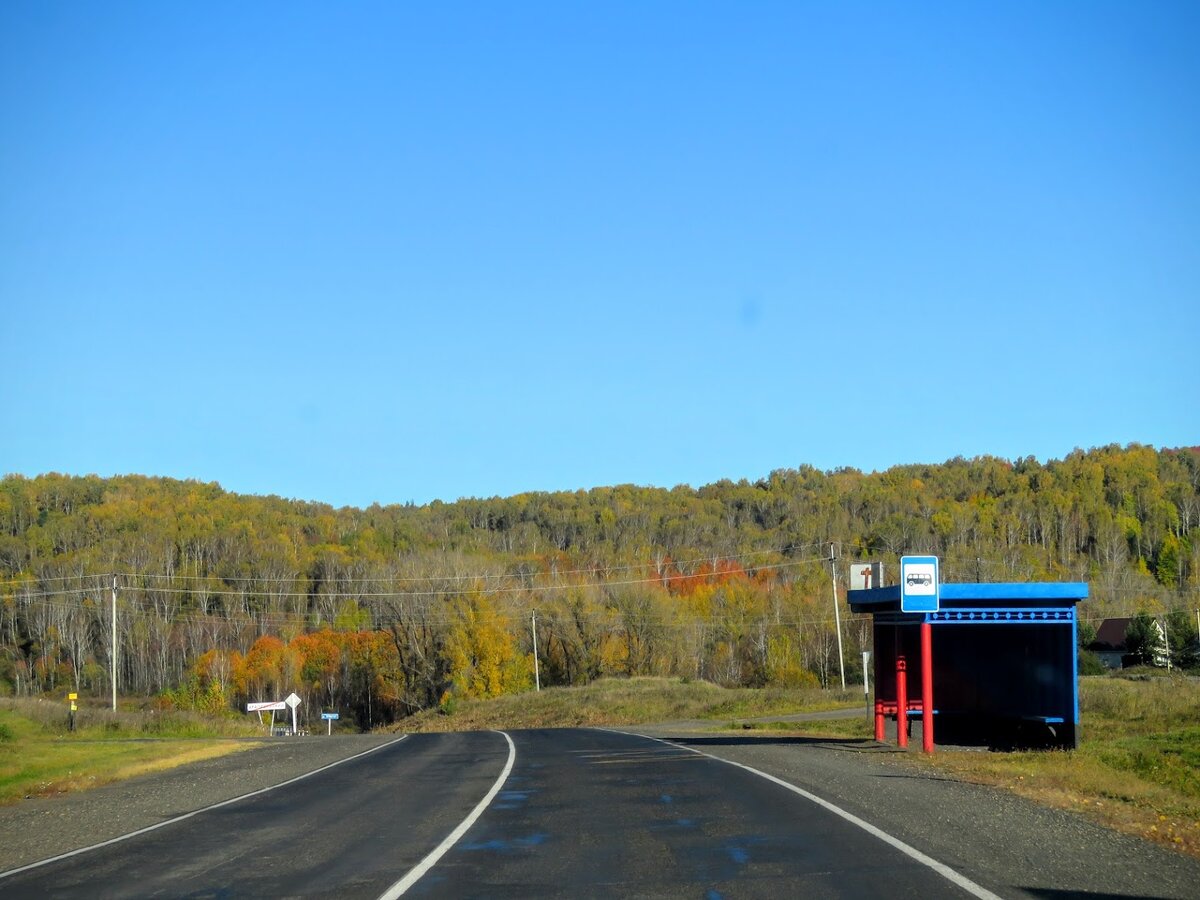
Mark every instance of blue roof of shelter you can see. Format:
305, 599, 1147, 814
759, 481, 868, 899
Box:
847, 582, 1088, 612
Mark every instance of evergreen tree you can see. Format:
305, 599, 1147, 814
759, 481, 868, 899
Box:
1165, 609, 1198, 669
1124, 612, 1164, 667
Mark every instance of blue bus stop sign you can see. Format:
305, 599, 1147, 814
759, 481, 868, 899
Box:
900, 555, 940, 613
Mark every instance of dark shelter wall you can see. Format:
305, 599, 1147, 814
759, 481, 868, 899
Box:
873, 618, 1078, 749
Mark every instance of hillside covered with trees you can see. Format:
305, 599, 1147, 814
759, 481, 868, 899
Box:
2, 444, 1197, 728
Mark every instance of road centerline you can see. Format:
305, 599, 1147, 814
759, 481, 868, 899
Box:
377, 730, 516, 900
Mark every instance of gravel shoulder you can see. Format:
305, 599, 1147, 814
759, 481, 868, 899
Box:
632, 722, 1200, 900
0, 734, 401, 873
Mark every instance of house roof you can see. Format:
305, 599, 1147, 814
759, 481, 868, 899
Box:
1091, 617, 1131, 650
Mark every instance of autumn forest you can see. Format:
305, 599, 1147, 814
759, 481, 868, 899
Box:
2, 444, 1197, 729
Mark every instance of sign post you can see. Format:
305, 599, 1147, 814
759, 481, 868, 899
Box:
285, 692, 302, 736
861, 651, 870, 703
900, 555, 938, 753
321, 711, 339, 735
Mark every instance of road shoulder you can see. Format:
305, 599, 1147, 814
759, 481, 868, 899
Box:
0, 734, 400, 873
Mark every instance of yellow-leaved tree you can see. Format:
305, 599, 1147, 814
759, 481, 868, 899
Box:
444, 596, 532, 700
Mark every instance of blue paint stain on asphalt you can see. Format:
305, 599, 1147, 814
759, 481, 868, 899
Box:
461, 839, 508, 852
460, 833, 548, 852
727, 845, 750, 865
706, 891, 724, 900
660, 794, 673, 804
494, 789, 533, 809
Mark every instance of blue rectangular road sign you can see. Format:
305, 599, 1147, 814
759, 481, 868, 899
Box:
321, 712, 339, 720
900, 555, 940, 613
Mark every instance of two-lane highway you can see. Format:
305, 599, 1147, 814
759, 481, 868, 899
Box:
4, 728, 1199, 898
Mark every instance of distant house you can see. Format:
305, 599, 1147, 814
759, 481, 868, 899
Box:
1088, 617, 1167, 668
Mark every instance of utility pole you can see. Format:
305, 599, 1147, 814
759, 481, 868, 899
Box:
1164, 618, 1171, 672
829, 543, 845, 690
111, 575, 118, 711
531, 612, 540, 691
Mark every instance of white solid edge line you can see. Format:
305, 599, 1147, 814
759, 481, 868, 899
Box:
609, 729, 1002, 900
378, 730, 516, 900
0, 734, 410, 881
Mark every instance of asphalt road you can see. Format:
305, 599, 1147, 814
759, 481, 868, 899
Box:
3, 728, 1199, 898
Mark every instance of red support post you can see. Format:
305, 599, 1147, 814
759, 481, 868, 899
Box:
921, 621, 934, 753
874, 701, 885, 741
896, 655, 908, 748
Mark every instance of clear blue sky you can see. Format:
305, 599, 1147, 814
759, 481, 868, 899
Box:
2, 2, 1197, 508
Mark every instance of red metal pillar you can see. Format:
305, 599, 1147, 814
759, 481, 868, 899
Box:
874, 701, 885, 741
921, 621, 934, 753
896, 655, 908, 749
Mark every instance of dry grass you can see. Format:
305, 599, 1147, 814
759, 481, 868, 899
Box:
910, 674, 1200, 858
400, 677, 862, 732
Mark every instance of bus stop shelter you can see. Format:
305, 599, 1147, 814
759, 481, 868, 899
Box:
848, 582, 1089, 751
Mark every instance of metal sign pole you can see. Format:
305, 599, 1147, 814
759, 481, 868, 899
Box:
532, 613, 540, 691
830, 550, 845, 689
111, 576, 118, 711
862, 651, 870, 704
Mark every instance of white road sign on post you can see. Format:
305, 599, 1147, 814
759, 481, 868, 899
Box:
285, 692, 302, 735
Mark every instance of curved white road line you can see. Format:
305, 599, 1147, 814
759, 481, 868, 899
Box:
611, 729, 1002, 900
378, 730, 515, 899
0, 734, 410, 881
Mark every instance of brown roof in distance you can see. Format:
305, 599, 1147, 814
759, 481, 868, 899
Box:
1091, 617, 1132, 650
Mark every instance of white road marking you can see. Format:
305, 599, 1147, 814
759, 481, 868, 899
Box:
611, 729, 1002, 900
378, 730, 516, 899
0, 735, 410, 880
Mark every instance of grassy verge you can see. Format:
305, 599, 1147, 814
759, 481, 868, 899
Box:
0, 698, 262, 805
401, 677, 863, 733
699, 686, 865, 720
720, 717, 875, 739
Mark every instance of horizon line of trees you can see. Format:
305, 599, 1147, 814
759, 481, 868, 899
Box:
2, 443, 1197, 726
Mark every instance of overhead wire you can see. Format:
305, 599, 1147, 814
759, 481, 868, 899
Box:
0, 542, 833, 591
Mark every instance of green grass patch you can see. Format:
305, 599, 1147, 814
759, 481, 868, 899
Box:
0, 699, 262, 805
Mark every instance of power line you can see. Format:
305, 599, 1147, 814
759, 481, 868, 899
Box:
114, 542, 831, 584
0, 542, 831, 590
3, 553, 835, 602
